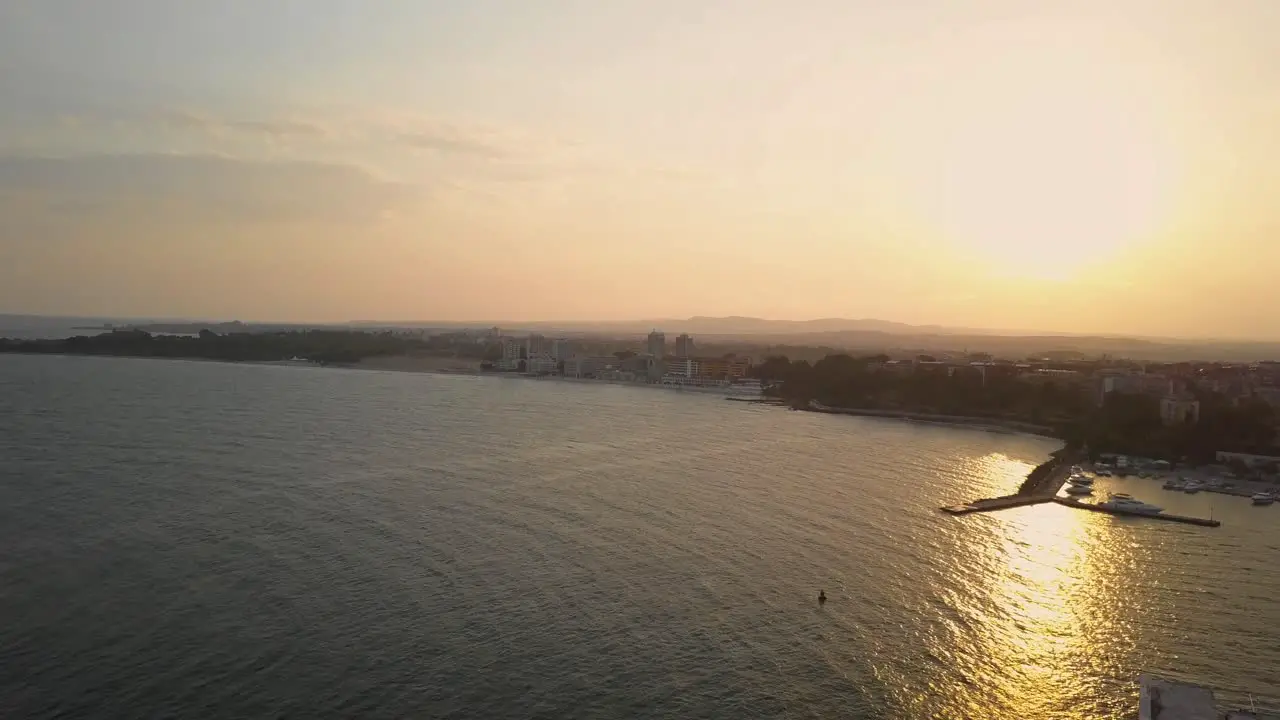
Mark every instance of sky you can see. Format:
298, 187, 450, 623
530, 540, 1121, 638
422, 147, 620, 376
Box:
2, 1, 1280, 338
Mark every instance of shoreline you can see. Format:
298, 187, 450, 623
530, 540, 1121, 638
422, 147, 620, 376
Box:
2, 351, 1059, 440
804, 401, 1061, 441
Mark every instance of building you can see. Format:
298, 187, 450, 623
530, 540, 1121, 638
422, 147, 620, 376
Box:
694, 356, 751, 380
498, 336, 523, 371
661, 356, 752, 381
551, 338, 572, 361
526, 356, 558, 374
526, 334, 552, 357
1215, 450, 1280, 469
674, 333, 694, 358
564, 355, 619, 378
1159, 393, 1200, 426
667, 358, 699, 378
621, 355, 654, 376
522, 333, 560, 374
646, 330, 665, 358
1097, 371, 1174, 406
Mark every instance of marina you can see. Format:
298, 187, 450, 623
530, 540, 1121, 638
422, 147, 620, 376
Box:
1053, 496, 1221, 527
941, 457, 1223, 527
940, 453, 1074, 515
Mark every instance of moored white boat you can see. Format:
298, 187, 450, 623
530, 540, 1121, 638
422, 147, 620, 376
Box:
1097, 493, 1163, 515
1251, 493, 1275, 506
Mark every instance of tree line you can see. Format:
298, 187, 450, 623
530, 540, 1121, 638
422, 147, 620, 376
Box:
752, 353, 1279, 463
0, 329, 426, 365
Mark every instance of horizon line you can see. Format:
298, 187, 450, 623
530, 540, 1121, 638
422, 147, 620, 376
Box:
6, 311, 1280, 345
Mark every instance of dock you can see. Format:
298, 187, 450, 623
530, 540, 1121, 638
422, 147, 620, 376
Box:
941, 496, 1052, 515
940, 453, 1074, 515
939, 452, 1221, 527
1053, 497, 1221, 526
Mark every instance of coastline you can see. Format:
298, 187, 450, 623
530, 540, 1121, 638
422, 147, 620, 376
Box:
1, 351, 1058, 440
804, 401, 1061, 441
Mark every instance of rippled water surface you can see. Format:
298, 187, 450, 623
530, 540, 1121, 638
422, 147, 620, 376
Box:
1, 355, 1277, 719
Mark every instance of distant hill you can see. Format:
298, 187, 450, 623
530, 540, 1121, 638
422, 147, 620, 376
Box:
458, 317, 1280, 362
9, 314, 1280, 362
463, 316, 1026, 337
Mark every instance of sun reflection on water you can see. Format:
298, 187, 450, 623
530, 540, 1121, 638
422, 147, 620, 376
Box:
918, 454, 1123, 719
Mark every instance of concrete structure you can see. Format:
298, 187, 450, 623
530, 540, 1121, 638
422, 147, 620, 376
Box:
674, 333, 694, 358
696, 356, 751, 380
519, 333, 565, 374
1138, 673, 1267, 719
1098, 371, 1176, 405
1019, 368, 1084, 385
661, 356, 752, 381
498, 337, 523, 371
526, 334, 552, 357
525, 356, 556, 374
666, 357, 698, 378
550, 335, 570, 358
1215, 451, 1280, 469
646, 330, 665, 359
622, 355, 653, 376
1160, 393, 1201, 425
564, 355, 619, 378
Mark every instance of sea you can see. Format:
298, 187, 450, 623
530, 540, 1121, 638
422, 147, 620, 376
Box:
1, 354, 1277, 719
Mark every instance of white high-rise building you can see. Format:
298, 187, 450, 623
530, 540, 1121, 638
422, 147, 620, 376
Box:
523, 333, 561, 374
499, 337, 522, 371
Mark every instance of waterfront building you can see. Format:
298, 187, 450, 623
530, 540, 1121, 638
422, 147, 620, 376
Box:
526, 334, 552, 357
621, 355, 653, 376
667, 357, 699, 378
526, 356, 558, 374
521, 333, 562, 374
564, 355, 620, 378
695, 356, 751, 380
551, 338, 572, 361
674, 333, 694, 358
646, 330, 665, 359
499, 336, 523, 371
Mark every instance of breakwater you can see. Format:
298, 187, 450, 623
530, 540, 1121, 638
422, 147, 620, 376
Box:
941, 451, 1076, 515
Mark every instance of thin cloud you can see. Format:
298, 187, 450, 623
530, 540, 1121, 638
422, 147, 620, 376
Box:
157, 109, 330, 139
392, 125, 514, 159
157, 108, 536, 160
0, 152, 419, 227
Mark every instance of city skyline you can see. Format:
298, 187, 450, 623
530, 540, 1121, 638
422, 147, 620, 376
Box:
5, 2, 1280, 338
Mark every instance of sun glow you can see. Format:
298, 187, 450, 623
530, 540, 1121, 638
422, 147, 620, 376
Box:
896, 45, 1182, 281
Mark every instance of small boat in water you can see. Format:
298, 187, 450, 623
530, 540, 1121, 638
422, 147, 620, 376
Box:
1066, 484, 1093, 496
1162, 478, 1185, 491
1252, 493, 1275, 506
1183, 481, 1203, 494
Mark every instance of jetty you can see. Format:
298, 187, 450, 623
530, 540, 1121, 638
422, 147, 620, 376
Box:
1053, 497, 1221, 527
940, 450, 1221, 527
941, 451, 1076, 515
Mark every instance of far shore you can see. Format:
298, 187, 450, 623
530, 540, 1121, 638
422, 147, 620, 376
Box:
806, 402, 1062, 441
3, 350, 1062, 441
